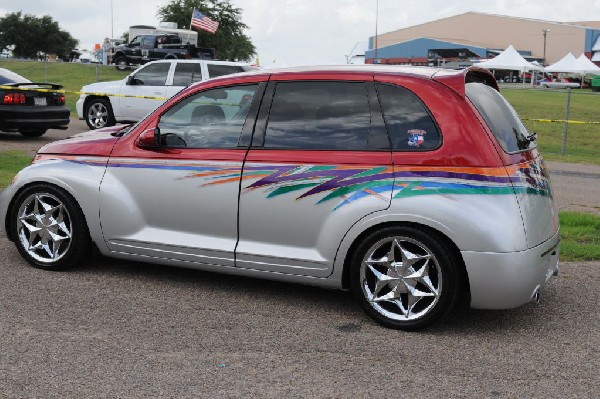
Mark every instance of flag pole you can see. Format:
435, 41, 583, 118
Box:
187, 11, 194, 44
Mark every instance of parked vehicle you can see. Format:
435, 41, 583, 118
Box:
112, 34, 214, 71
76, 59, 258, 129
592, 75, 600, 92
0, 68, 69, 137
1, 65, 559, 330
538, 78, 581, 89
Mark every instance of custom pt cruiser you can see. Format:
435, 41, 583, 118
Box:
0, 65, 559, 330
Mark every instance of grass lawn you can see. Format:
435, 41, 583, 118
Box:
502, 88, 600, 165
0, 59, 129, 115
0, 150, 598, 261
559, 211, 600, 261
0, 151, 33, 190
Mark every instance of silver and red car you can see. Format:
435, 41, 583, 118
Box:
0, 65, 559, 330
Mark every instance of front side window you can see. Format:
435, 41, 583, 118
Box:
132, 63, 171, 86
466, 82, 535, 153
264, 81, 371, 150
376, 83, 441, 151
158, 84, 259, 148
172, 63, 203, 86
129, 36, 141, 47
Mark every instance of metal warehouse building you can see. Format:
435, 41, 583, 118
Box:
366, 12, 600, 67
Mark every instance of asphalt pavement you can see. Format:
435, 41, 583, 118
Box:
1, 120, 599, 397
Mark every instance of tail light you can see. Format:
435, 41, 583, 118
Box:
3, 92, 26, 104
185, 53, 191, 59
56, 94, 66, 104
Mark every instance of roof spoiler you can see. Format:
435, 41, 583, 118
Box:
432, 66, 498, 97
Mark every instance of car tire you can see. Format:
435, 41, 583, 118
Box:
85, 98, 116, 130
349, 226, 461, 330
114, 56, 129, 71
9, 184, 91, 271
19, 129, 47, 137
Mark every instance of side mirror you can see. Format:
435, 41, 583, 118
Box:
136, 127, 161, 149
127, 76, 141, 85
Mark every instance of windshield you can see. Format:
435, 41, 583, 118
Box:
466, 82, 535, 153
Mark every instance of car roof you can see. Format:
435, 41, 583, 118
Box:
199, 64, 498, 98
0, 67, 31, 84
146, 59, 255, 67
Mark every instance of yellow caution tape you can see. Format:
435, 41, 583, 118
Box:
523, 118, 600, 125
4, 85, 599, 123
0, 84, 168, 100
0, 84, 244, 105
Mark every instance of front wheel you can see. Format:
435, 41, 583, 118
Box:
350, 226, 461, 330
85, 98, 115, 130
10, 184, 91, 271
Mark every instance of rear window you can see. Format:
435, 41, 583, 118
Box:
466, 82, 535, 153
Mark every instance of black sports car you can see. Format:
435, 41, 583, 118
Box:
0, 68, 69, 137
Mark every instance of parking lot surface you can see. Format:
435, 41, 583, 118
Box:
1, 121, 599, 397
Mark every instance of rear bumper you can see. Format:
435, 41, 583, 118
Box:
462, 231, 560, 309
0, 106, 70, 130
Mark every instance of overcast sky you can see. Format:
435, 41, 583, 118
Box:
1, 0, 599, 66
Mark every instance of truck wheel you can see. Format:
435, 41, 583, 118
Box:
85, 98, 115, 130
114, 56, 129, 71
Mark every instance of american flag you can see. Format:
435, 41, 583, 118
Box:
191, 9, 219, 34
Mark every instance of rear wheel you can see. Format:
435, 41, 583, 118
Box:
10, 184, 91, 271
350, 226, 461, 330
85, 98, 115, 130
19, 129, 47, 137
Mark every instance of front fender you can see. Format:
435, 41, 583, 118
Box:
2, 158, 108, 249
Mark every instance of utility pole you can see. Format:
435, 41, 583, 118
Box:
542, 29, 551, 66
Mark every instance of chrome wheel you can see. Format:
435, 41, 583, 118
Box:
357, 231, 449, 326
16, 193, 72, 263
87, 101, 109, 129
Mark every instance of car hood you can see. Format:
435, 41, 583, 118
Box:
38, 126, 122, 156
81, 78, 125, 94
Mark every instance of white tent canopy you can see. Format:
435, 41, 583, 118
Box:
576, 54, 600, 74
544, 53, 583, 73
474, 45, 542, 72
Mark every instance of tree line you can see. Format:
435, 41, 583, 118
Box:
0, 1, 255, 62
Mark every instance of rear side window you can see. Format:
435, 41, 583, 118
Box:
466, 82, 534, 153
264, 81, 371, 150
173, 63, 203, 86
376, 83, 441, 151
207, 64, 245, 78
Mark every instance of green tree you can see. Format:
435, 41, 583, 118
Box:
157, 0, 256, 62
0, 12, 78, 58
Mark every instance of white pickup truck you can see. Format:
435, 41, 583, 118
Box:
76, 59, 258, 129
538, 79, 581, 89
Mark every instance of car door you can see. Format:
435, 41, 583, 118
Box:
236, 78, 393, 277
99, 80, 266, 266
119, 62, 172, 120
